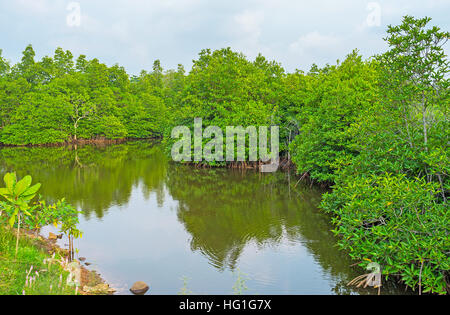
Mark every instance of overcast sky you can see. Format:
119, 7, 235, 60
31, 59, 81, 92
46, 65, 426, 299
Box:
0, 0, 449, 74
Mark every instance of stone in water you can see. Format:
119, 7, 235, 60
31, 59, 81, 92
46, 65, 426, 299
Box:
130, 281, 149, 295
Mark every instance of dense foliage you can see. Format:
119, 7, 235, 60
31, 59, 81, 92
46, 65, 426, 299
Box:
320, 16, 449, 294
0, 48, 168, 144
288, 51, 379, 183
0, 15, 448, 294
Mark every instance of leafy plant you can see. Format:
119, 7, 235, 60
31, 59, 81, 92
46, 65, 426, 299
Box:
178, 276, 193, 295
322, 173, 449, 294
0, 172, 82, 262
232, 269, 249, 295
54, 199, 82, 261
0, 172, 41, 258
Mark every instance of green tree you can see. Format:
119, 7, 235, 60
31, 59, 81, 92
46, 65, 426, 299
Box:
53, 47, 75, 77
12, 45, 37, 84
0, 49, 10, 75
321, 16, 449, 295
289, 50, 379, 183
376, 16, 449, 191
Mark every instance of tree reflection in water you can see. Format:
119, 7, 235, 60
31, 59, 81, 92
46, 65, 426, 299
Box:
0, 142, 408, 294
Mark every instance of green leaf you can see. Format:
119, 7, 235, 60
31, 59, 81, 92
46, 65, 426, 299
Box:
0, 187, 9, 196
14, 175, 32, 196
22, 194, 36, 202
18, 200, 29, 209
22, 183, 41, 197
4, 172, 16, 193
8, 214, 16, 227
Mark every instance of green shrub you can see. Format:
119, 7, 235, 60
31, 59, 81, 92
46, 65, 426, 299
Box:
289, 51, 379, 183
321, 173, 449, 294
98, 115, 128, 140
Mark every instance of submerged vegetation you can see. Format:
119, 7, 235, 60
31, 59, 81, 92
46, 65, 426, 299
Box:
0, 16, 448, 294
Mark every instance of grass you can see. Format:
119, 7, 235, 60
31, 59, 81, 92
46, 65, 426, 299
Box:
0, 225, 77, 295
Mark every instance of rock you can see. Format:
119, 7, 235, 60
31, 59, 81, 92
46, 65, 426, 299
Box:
57, 234, 63, 239
130, 281, 149, 295
84, 262, 91, 266
78, 257, 86, 262
48, 232, 57, 240
83, 284, 116, 295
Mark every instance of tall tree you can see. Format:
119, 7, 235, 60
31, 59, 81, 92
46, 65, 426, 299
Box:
13, 44, 37, 84
0, 49, 10, 76
378, 16, 449, 153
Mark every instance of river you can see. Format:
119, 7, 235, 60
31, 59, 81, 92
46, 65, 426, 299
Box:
0, 141, 408, 294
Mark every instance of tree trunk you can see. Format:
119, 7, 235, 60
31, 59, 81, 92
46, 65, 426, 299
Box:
422, 109, 428, 151
421, 95, 428, 152
74, 121, 78, 142
15, 212, 21, 259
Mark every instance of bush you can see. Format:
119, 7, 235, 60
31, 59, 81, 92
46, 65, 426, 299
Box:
98, 115, 128, 140
321, 173, 449, 294
289, 51, 379, 183
0, 123, 69, 145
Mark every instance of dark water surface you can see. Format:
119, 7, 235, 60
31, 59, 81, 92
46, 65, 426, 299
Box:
0, 142, 407, 294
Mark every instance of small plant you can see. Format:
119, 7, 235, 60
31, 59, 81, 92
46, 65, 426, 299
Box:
178, 276, 193, 295
0, 172, 82, 263
0, 172, 41, 258
55, 199, 82, 261
232, 269, 249, 295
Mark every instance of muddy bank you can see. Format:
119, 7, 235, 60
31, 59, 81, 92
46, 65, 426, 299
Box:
0, 137, 161, 148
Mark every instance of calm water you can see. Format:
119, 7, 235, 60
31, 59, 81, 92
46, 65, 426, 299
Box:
0, 142, 407, 295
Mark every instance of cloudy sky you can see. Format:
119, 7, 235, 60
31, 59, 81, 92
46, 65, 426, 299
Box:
0, 0, 449, 74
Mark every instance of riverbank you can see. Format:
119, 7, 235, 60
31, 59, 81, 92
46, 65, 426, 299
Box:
0, 224, 113, 295
0, 137, 163, 148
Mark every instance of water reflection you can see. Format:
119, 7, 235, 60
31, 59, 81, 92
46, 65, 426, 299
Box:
0, 142, 407, 294
0, 142, 167, 219
167, 166, 323, 270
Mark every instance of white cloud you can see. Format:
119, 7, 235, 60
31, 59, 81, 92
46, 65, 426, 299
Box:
16, 0, 53, 14
234, 10, 264, 40
0, 0, 448, 73
226, 10, 266, 58
290, 32, 341, 53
